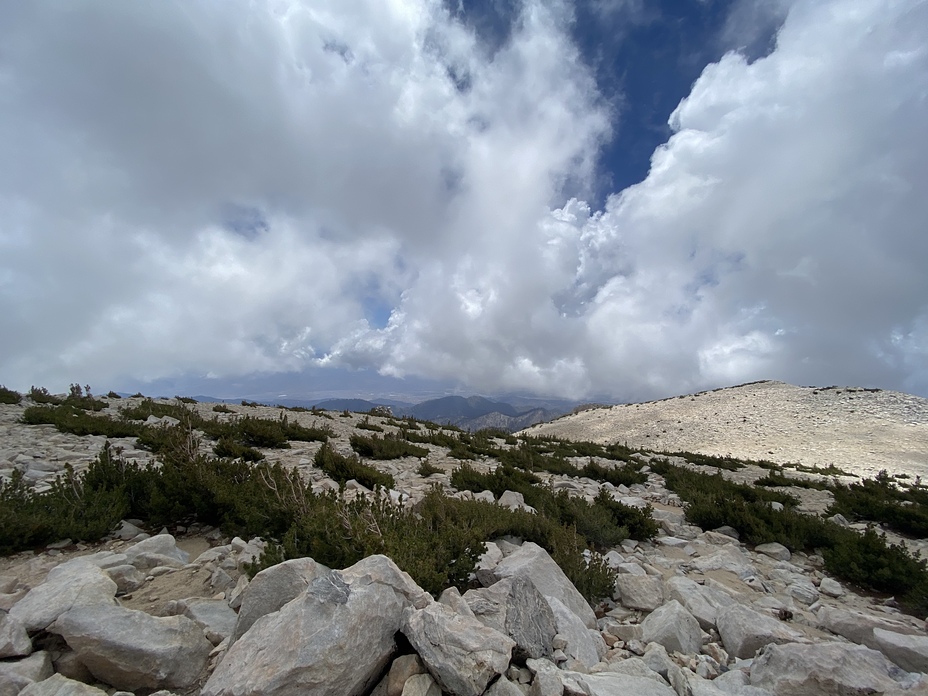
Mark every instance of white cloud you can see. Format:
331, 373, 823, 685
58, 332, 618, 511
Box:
0, 0, 926, 400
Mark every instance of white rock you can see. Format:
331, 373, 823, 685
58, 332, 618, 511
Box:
690, 547, 754, 575
403, 601, 515, 696
400, 673, 441, 696
564, 670, 676, 696
750, 641, 912, 695
489, 542, 597, 629
816, 605, 920, 650
50, 604, 212, 691
716, 604, 802, 660
463, 576, 557, 660
230, 557, 329, 642
545, 596, 604, 668
786, 580, 819, 606
817, 577, 844, 598
0, 651, 53, 696
614, 575, 663, 612
664, 576, 735, 631
205, 556, 417, 696
9, 560, 117, 633
0, 610, 31, 658
104, 565, 146, 594
18, 674, 108, 696
123, 534, 188, 570
872, 627, 928, 673
640, 600, 703, 656
754, 543, 791, 562
181, 599, 237, 642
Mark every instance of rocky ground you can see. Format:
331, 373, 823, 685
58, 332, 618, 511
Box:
2, 392, 928, 696
524, 381, 928, 481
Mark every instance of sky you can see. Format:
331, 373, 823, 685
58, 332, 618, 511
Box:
1, 0, 926, 403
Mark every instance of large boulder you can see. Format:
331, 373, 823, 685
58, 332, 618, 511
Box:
50, 604, 211, 691
231, 557, 330, 642
614, 575, 663, 612
816, 605, 920, 650
18, 674, 108, 696
402, 601, 515, 696
545, 596, 605, 668
9, 561, 116, 633
750, 642, 912, 695
339, 554, 432, 610
640, 600, 703, 655
488, 542, 597, 629
463, 576, 557, 660
716, 604, 802, 660
123, 534, 188, 570
0, 610, 31, 658
204, 558, 413, 696
664, 576, 735, 631
872, 627, 928, 673
689, 547, 753, 575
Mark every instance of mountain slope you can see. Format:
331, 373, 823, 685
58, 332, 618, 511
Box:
523, 380, 928, 480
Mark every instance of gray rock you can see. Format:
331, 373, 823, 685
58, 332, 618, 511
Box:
545, 596, 604, 668
816, 605, 920, 650
614, 575, 663, 612
484, 677, 523, 696
181, 598, 237, 642
475, 542, 504, 585
384, 654, 426, 696
0, 610, 31, 658
754, 543, 790, 562
400, 674, 441, 696
817, 578, 843, 598
103, 565, 146, 594
0, 651, 53, 696
123, 534, 188, 570
664, 576, 735, 631
231, 557, 330, 642
716, 604, 802, 660
561, 671, 676, 696
204, 560, 410, 696
872, 627, 928, 673
602, 656, 667, 684
339, 554, 433, 610
463, 575, 557, 659
489, 542, 597, 629
750, 641, 912, 695
403, 601, 515, 696
9, 560, 117, 632
18, 674, 108, 696
640, 600, 703, 655
438, 587, 476, 617
50, 604, 211, 691
786, 581, 818, 606
616, 562, 648, 576
690, 547, 753, 575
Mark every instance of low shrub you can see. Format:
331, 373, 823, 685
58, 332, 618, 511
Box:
0, 385, 22, 404
29, 386, 62, 405
349, 433, 429, 460
213, 404, 234, 413
356, 417, 384, 432
314, 442, 395, 490
417, 460, 442, 477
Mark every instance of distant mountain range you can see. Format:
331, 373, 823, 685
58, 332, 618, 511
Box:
310, 394, 573, 432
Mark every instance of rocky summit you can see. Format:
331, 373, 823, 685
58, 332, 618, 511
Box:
2, 388, 928, 696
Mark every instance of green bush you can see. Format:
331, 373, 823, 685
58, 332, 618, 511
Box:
21, 405, 141, 438
214, 438, 265, 462
417, 460, 442, 477
106, 391, 121, 399
29, 386, 63, 405
314, 442, 395, 490
0, 385, 22, 405
349, 433, 428, 460
176, 396, 198, 404
213, 404, 234, 413
356, 417, 384, 432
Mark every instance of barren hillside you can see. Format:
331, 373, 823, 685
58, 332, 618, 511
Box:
523, 381, 928, 480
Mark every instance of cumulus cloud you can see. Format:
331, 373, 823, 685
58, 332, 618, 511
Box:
0, 0, 926, 400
